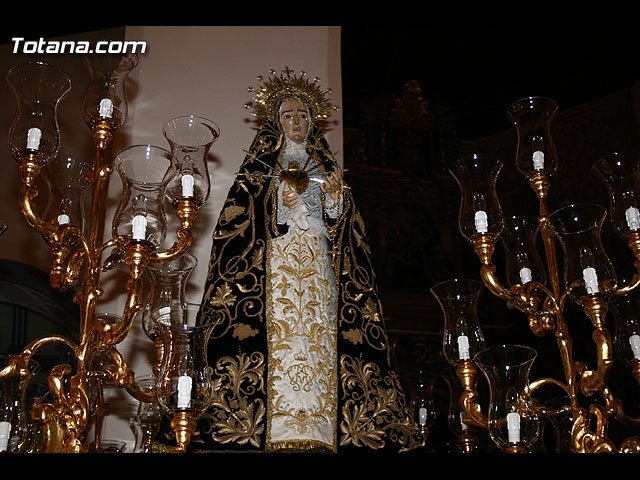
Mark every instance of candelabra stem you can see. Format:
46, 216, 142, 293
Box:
455, 360, 487, 428
538, 215, 563, 299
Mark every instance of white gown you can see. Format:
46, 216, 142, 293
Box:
265, 139, 341, 450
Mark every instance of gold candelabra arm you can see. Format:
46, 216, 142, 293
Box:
599, 385, 640, 426
122, 370, 156, 404
624, 231, 640, 263
479, 263, 517, 301
19, 183, 57, 239
529, 376, 571, 399
101, 270, 145, 346
576, 312, 613, 398
150, 226, 193, 264
49, 224, 92, 290
571, 405, 617, 453
614, 261, 640, 297
2, 334, 78, 382
456, 360, 488, 428
30, 363, 89, 453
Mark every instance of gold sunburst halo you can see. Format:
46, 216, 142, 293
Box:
244, 67, 338, 124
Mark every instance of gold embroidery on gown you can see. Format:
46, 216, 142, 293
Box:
266, 226, 338, 450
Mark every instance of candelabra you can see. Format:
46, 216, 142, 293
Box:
442, 96, 640, 453
0, 53, 218, 453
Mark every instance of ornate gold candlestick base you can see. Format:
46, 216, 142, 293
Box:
456, 431, 477, 453
502, 443, 529, 453
168, 410, 197, 453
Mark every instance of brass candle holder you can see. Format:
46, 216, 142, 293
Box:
447, 96, 640, 453
0, 57, 217, 453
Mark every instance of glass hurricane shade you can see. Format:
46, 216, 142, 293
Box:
162, 115, 220, 208
141, 253, 198, 341
500, 215, 546, 288
442, 366, 476, 441
593, 151, 640, 239
449, 153, 505, 243
473, 344, 540, 452
112, 145, 175, 248
431, 278, 486, 365
153, 303, 215, 417
548, 203, 617, 305
7, 62, 71, 163
81, 50, 138, 130
42, 155, 92, 231
507, 97, 559, 180
608, 293, 640, 365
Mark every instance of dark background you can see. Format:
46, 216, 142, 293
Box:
340, 26, 639, 138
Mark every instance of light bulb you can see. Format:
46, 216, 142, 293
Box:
99, 98, 113, 118
532, 135, 544, 170
177, 375, 192, 408
532, 151, 544, 170
181, 175, 194, 197
418, 407, 427, 425
457, 335, 470, 360
0, 421, 10, 451
630, 334, 640, 359
519, 267, 532, 284
507, 412, 521, 443
583, 267, 599, 294
26, 127, 42, 150
626, 206, 640, 231
474, 210, 488, 233
131, 194, 148, 241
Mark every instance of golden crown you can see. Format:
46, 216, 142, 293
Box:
244, 67, 337, 124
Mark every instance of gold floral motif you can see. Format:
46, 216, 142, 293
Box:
342, 328, 363, 345
219, 204, 245, 224
232, 323, 259, 341
202, 352, 266, 448
266, 227, 337, 448
207, 282, 237, 308
339, 354, 423, 451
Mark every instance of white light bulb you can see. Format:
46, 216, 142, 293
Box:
583, 267, 599, 294
457, 335, 470, 360
26, 127, 41, 150
507, 412, 521, 443
132, 214, 147, 241
626, 206, 640, 230
0, 421, 10, 451
182, 174, 195, 197
474, 210, 488, 233
630, 334, 640, 359
459, 412, 469, 431
532, 150, 544, 170
57, 214, 70, 225
519, 267, 532, 284
99, 98, 113, 118
418, 407, 427, 425
177, 375, 192, 408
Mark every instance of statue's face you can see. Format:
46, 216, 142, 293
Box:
279, 98, 309, 144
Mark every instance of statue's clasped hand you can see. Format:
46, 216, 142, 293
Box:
321, 168, 342, 203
